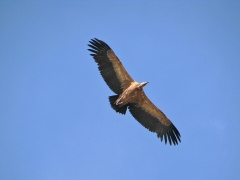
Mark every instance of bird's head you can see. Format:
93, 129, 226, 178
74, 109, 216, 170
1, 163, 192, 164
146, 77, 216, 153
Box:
138, 82, 149, 88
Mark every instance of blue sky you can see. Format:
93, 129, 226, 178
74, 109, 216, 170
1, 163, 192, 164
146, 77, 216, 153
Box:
1, 1, 240, 180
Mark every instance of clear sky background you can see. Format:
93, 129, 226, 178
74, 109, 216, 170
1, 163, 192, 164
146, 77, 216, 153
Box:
1, 1, 240, 180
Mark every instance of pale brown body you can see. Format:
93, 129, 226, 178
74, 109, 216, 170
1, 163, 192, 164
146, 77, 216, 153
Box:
115, 82, 147, 106
88, 38, 181, 145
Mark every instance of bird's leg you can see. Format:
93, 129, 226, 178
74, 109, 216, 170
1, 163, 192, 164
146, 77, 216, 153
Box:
115, 97, 123, 106
115, 94, 125, 106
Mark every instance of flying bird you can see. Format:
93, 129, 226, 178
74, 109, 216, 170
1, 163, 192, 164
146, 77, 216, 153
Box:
88, 38, 181, 145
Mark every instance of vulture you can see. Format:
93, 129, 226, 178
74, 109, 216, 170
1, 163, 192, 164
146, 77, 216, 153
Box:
88, 38, 181, 145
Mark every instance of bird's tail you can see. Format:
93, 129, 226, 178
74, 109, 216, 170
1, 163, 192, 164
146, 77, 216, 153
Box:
109, 95, 128, 115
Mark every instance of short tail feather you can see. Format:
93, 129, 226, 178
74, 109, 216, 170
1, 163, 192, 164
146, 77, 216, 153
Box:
109, 95, 128, 115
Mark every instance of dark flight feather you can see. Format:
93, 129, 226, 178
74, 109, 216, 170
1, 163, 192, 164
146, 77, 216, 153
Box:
88, 38, 134, 94
128, 103, 181, 145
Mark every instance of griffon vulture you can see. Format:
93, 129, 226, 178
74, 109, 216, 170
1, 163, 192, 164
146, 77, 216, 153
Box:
88, 38, 181, 145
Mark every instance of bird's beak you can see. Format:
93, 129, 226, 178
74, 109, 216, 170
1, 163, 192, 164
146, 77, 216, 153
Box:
144, 82, 149, 85
141, 82, 149, 87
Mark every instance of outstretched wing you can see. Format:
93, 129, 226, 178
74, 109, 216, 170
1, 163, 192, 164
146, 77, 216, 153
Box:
88, 38, 135, 94
128, 92, 181, 145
